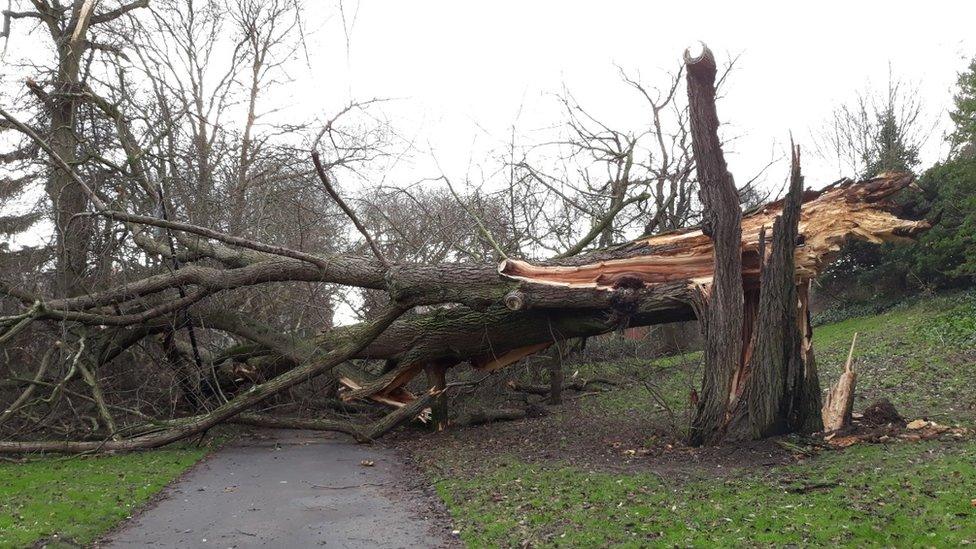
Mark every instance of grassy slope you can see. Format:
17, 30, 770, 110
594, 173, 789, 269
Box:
431, 293, 976, 547
442, 441, 976, 547
813, 293, 976, 423
0, 448, 208, 547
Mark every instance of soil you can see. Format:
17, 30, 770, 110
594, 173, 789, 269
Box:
390, 383, 973, 486
389, 389, 798, 483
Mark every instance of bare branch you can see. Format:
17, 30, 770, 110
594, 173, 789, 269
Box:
311, 150, 388, 267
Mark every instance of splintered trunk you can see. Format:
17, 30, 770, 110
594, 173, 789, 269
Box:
821, 334, 858, 432
722, 148, 823, 441
682, 45, 745, 446
316, 168, 924, 415
682, 46, 822, 445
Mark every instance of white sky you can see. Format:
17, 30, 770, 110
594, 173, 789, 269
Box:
287, 0, 975, 191
2, 0, 975, 251
2, 1, 973, 325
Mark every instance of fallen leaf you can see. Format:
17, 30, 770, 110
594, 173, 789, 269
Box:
906, 419, 928, 430
827, 436, 859, 448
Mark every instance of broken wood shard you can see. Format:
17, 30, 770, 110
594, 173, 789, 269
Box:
822, 333, 859, 432
498, 174, 928, 291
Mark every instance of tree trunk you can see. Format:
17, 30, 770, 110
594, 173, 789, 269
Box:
425, 362, 449, 431
48, 39, 92, 297
682, 45, 745, 446
681, 45, 824, 445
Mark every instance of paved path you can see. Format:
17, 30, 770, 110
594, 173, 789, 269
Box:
101, 430, 455, 548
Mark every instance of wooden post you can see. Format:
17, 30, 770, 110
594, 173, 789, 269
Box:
548, 343, 564, 405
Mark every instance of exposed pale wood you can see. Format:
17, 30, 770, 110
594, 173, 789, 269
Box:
471, 342, 553, 372
822, 333, 859, 432
499, 174, 927, 291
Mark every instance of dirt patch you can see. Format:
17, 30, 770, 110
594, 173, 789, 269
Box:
390, 387, 797, 483
861, 398, 906, 426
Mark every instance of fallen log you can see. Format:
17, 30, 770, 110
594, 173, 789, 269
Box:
332, 173, 928, 404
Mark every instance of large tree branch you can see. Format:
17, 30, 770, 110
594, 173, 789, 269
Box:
89, 0, 148, 25
0, 302, 412, 453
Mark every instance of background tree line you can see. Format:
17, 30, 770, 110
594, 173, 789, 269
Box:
816, 60, 976, 308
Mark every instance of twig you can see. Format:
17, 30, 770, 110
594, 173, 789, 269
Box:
784, 481, 838, 494
440, 174, 508, 260
0, 348, 53, 427
553, 192, 649, 259
312, 482, 390, 490
0, 301, 43, 347
311, 151, 388, 267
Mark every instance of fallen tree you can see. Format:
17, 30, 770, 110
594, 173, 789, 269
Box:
0, 45, 928, 452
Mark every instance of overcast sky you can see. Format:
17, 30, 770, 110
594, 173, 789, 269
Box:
3, 0, 975, 252
286, 0, 975, 192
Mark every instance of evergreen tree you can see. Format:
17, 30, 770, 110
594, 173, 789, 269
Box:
902, 57, 976, 286
864, 104, 920, 176
819, 60, 976, 303
950, 57, 976, 151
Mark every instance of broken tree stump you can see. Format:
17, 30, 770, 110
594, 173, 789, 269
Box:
822, 333, 858, 432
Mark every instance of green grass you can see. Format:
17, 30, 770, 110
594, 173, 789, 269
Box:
813, 292, 976, 422
427, 292, 976, 547
579, 351, 702, 419
439, 440, 976, 547
0, 448, 207, 547
583, 292, 976, 424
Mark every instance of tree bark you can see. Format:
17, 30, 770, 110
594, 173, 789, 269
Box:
682, 45, 745, 446
676, 45, 829, 444
47, 14, 95, 297
723, 146, 823, 440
